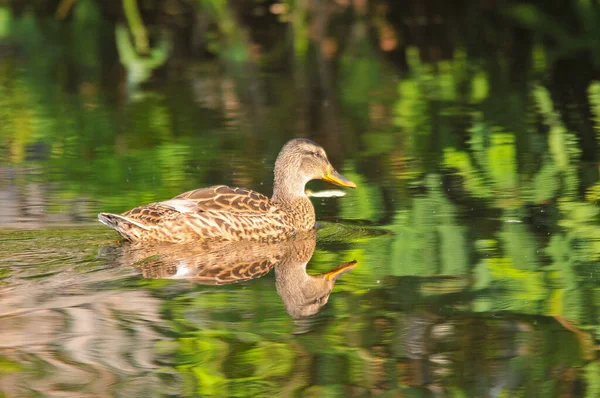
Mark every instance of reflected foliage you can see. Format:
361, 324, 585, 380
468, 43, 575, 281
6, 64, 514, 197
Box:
1, 0, 600, 397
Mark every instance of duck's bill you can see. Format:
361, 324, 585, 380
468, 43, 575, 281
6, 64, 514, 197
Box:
322, 166, 357, 188
324, 260, 358, 282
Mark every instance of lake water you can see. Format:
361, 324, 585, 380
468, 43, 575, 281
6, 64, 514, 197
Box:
1, 2, 600, 397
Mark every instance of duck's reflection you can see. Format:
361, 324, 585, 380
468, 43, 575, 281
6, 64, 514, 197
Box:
117, 232, 356, 318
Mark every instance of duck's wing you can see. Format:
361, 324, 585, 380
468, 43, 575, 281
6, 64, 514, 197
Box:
121, 185, 274, 223
173, 185, 273, 213
98, 185, 285, 241
138, 250, 284, 285
131, 240, 290, 284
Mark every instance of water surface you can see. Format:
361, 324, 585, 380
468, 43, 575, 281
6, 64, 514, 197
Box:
1, 2, 600, 397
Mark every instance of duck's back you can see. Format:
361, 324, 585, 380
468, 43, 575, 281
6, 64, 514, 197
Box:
173, 185, 272, 212
98, 185, 297, 243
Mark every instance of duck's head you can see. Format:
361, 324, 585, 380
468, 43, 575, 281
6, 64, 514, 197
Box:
273, 138, 356, 197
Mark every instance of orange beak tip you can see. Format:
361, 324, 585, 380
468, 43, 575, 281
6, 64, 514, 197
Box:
324, 260, 359, 281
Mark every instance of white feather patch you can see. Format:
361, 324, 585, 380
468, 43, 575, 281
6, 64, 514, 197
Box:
173, 260, 193, 278
111, 214, 151, 230
159, 199, 199, 214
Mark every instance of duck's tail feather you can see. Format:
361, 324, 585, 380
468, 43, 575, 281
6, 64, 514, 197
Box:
98, 213, 150, 241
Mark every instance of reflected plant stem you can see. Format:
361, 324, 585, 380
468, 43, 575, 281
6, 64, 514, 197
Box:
554, 316, 599, 361
55, 0, 76, 20
314, 0, 342, 159
280, 340, 311, 394
123, 0, 149, 55
290, 27, 309, 135
287, 0, 311, 136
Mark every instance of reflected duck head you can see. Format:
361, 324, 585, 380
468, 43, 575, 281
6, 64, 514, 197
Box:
275, 260, 358, 319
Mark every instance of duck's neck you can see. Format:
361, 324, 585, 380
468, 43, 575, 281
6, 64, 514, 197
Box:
271, 165, 315, 230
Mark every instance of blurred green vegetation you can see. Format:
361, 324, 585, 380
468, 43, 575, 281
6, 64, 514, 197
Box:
1, 0, 600, 396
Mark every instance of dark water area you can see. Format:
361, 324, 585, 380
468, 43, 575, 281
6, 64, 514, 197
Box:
1, 1, 600, 397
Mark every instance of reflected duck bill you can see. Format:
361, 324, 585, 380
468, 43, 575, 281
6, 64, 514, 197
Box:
324, 260, 358, 281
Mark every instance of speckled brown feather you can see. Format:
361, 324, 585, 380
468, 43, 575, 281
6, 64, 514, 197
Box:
99, 185, 301, 243
137, 247, 284, 285
126, 232, 317, 285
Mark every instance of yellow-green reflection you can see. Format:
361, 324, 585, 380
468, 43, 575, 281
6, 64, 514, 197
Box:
1, 1, 600, 397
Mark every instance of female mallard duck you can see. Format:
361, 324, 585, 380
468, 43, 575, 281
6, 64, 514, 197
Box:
98, 138, 356, 243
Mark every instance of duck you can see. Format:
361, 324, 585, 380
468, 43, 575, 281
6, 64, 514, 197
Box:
98, 138, 356, 243
119, 231, 357, 318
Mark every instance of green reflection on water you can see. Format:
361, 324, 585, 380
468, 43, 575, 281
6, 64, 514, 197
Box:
1, 1, 600, 397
